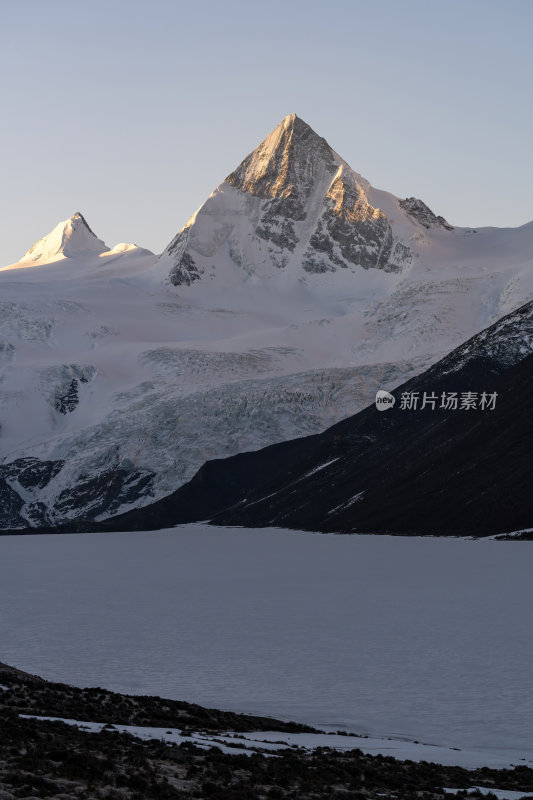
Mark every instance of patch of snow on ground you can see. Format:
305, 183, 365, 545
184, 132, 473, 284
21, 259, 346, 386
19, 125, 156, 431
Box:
444, 789, 533, 800
19, 716, 533, 771
303, 458, 340, 478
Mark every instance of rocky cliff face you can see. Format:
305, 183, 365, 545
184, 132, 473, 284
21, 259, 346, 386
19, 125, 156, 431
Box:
399, 197, 454, 230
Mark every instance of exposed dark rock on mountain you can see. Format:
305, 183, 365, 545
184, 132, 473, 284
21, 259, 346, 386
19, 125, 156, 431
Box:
55, 378, 80, 414
0, 459, 155, 530
0, 477, 25, 528
399, 197, 454, 230
4, 458, 65, 490
0, 459, 64, 528
53, 468, 155, 520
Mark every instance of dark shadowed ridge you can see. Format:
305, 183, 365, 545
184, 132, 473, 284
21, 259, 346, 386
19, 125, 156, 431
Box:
5, 300, 533, 538
83, 300, 533, 538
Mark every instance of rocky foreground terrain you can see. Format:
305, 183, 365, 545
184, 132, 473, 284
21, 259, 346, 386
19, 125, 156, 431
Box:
1, 662, 532, 800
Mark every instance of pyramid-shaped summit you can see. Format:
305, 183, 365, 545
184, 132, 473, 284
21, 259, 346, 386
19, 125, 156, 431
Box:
158, 113, 423, 287
22, 212, 109, 263
225, 113, 338, 203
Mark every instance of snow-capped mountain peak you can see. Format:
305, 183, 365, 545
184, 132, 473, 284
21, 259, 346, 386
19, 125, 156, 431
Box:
1, 114, 533, 530
21, 212, 109, 263
225, 112, 338, 200
156, 114, 434, 288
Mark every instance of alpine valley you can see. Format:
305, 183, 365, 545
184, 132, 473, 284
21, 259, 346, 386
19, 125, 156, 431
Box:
1, 113, 533, 531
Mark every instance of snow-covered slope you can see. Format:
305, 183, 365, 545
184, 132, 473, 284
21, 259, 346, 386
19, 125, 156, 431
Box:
1, 114, 532, 528
153, 113, 533, 364
16, 212, 109, 264
1, 213, 154, 278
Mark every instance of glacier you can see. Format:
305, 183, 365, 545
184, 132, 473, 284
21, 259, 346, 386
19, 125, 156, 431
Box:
1, 113, 533, 526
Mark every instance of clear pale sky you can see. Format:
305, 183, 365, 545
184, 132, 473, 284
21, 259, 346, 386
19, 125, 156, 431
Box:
1, 0, 532, 265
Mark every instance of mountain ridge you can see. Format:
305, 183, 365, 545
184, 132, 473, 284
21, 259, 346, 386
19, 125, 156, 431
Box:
1, 114, 533, 528
155, 113, 458, 288
87, 295, 533, 537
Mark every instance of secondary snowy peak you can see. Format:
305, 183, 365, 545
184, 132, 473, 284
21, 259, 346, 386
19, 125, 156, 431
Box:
158, 114, 439, 288
21, 212, 109, 263
107, 242, 153, 255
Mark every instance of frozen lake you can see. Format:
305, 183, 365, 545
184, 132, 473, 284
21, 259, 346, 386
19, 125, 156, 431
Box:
0, 526, 531, 761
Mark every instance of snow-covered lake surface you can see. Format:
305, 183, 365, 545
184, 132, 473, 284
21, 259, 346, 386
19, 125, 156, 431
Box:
1, 526, 532, 765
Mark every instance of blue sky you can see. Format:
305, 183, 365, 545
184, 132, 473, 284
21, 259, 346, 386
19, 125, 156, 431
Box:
1, 0, 532, 264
